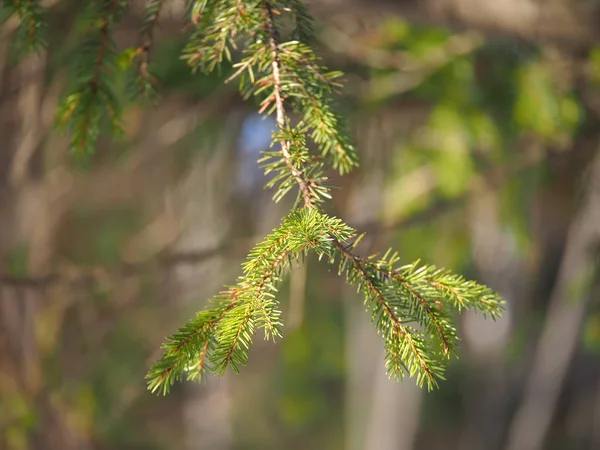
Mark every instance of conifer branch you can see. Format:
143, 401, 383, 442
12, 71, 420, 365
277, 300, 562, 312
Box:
6, 0, 47, 52
147, 209, 354, 394
283, 0, 313, 43
260, 2, 463, 389
394, 276, 452, 355
79, 8, 112, 150
143, 0, 504, 394
333, 241, 439, 386
133, 0, 164, 98
264, 0, 314, 209
55, 0, 129, 154
3, 0, 503, 393
3, 1, 504, 392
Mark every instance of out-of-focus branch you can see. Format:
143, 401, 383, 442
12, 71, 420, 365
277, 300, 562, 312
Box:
322, 26, 482, 72
0, 132, 551, 289
0, 245, 236, 288
309, 0, 600, 48
321, 26, 483, 101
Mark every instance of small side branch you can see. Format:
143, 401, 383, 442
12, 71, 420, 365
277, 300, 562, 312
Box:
263, 0, 314, 209
136, 0, 164, 94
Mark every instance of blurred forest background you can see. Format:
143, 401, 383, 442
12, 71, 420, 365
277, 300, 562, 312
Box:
1, 0, 600, 449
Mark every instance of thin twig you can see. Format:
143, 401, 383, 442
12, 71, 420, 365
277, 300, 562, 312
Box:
263, 0, 314, 209
136, 0, 165, 92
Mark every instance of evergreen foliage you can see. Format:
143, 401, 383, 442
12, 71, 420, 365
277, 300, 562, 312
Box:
5, 0, 504, 394
3, 0, 47, 52
55, 0, 130, 154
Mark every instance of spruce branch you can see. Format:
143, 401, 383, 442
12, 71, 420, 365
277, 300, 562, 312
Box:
5, 0, 47, 52
147, 209, 356, 395
130, 0, 164, 99
264, 0, 314, 209
281, 0, 314, 43
262, 1, 357, 174
276, 41, 358, 173
145, 0, 504, 394
182, 0, 262, 73
259, 2, 481, 389
187, 0, 357, 177
55, 0, 129, 154
333, 242, 441, 387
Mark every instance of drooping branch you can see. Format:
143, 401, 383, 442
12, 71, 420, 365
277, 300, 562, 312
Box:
144, 0, 504, 394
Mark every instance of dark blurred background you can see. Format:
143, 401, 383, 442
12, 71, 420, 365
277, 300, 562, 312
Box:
1, 0, 600, 449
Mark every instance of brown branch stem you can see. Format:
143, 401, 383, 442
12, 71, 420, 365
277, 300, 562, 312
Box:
263, 0, 314, 209
137, 0, 164, 87
333, 240, 436, 383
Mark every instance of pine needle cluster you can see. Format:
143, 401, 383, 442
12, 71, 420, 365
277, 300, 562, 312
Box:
5, 0, 504, 394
